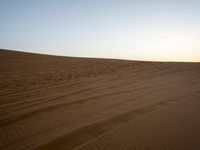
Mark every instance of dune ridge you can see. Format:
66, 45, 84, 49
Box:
0, 49, 200, 150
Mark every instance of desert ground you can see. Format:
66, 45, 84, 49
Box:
0, 49, 200, 150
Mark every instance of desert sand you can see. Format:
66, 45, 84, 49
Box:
0, 49, 200, 150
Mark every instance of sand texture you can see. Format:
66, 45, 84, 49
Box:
0, 49, 200, 150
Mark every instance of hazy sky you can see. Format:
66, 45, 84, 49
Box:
0, 0, 200, 62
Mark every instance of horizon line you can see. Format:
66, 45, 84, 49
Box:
0, 47, 199, 63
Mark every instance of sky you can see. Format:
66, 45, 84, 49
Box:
0, 0, 200, 62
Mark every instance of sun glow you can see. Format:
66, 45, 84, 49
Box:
128, 24, 200, 62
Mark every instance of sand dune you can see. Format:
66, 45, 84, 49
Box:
0, 49, 200, 150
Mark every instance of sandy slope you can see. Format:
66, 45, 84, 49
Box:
76, 95, 200, 150
0, 49, 200, 150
